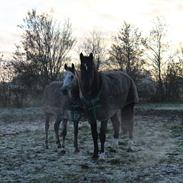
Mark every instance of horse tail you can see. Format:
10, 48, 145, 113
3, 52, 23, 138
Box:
126, 79, 139, 105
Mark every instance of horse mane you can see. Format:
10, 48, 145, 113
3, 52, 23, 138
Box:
91, 63, 102, 97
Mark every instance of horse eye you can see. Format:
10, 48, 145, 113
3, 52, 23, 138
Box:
70, 75, 74, 80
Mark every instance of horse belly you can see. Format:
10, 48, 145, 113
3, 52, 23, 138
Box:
94, 99, 123, 121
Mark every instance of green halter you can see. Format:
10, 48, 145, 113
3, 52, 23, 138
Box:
80, 88, 102, 120
69, 103, 82, 122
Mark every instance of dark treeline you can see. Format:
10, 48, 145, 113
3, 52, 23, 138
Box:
0, 10, 182, 107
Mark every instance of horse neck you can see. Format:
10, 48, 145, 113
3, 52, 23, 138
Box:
84, 69, 101, 98
92, 69, 101, 96
70, 81, 80, 101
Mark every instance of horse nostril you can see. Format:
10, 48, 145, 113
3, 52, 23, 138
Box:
62, 88, 68, 95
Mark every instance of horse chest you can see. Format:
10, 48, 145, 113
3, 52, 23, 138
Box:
81, 95, 119, 121
81, 96, 99, 118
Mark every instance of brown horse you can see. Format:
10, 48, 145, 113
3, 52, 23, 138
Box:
78, 53, 139, 159
62, 64, 122, 157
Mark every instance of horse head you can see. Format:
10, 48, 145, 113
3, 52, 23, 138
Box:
62, 63, 77, 95
79, 53, 97, 95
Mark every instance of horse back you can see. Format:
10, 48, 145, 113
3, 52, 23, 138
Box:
101, 71, 139, 107
43, 81, 69, 115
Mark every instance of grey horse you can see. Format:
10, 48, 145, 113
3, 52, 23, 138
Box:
43, 64, 81, 152
43, 81, 69, 151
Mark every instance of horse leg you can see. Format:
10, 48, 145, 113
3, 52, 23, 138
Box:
45, 114, 50, 149
73, 120, 79, 153
111, 113, 120, 148
90, 120, 99, 159
120, 110, 128, 138
121, 104, 134, 151
99, 120, 107, 158
61, 119, 67, 149
54, 115, 62, 148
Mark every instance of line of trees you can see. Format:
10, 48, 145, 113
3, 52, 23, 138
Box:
109, 18, 183, 101
1, 9, 183, 106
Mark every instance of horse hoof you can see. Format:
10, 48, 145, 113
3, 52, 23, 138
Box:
57, 144, 62, 148
112, 138, 119, 149
74, 149, 80, 153
58, 147, 66, 154
92, 154, 99, 160
99, 152, 106, 160
61, 150, 66, 154
127, 147, 135, 152
127, 139, 134, 152
127, 146, 138, 152
45, 145, 49, 149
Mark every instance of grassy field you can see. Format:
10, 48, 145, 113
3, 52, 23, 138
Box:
137, 103, 183, 111
0, 103, 183, 182
0, 103, 182, 122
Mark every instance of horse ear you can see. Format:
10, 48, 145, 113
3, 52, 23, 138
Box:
89, 53, 93, 60
80, 53, 83, 61
64, 64, 68, 70
72, 63, 75, 72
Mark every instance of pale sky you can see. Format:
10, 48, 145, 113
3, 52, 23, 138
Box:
0, 0, 183, 59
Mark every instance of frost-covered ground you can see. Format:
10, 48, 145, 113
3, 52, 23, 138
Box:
0, 107, 183, 183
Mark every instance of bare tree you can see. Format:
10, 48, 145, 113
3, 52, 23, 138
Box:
164, 54, 183, 101
145, 18, 168, 100
79, 30, 106, 70
12, 9, 75, 89
109, 21, 146, 81
177, 47, 183, 77
12, 45, 38, 89
0, 54, 14, 83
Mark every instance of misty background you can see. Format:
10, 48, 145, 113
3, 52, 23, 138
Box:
0, 3, 182, 107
